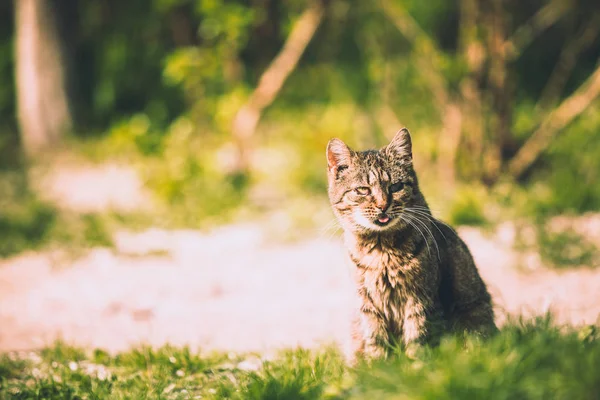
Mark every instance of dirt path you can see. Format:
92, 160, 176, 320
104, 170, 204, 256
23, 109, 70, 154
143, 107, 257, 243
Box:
1, 163, 599, 354
1, 223, 599, 354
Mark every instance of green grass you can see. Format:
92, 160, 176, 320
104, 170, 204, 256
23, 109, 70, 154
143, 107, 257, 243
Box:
511, 218, 599, 270
2, 317, 600, 399
537, 227, 598, 269
0, 171, 114, 258
446, 187, 489, 228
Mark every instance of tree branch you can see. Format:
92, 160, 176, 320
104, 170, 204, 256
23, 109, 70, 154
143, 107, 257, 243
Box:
504, 0, 568, 61
231, 1, 324, 174
508, 60, 600, 178
379, 0, 449, 112
536, 12, 600, 112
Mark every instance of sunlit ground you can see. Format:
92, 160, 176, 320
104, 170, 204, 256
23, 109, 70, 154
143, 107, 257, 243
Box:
1, 162, 599, 356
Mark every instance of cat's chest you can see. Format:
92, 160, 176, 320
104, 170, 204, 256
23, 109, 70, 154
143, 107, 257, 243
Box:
354, 247, 409, 290
352, 246, 405, 270
358, 262, 407, 323
348, 240, 421, 319
359, 263, 405, 301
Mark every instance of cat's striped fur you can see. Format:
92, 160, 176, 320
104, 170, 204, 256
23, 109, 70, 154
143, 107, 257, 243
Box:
326, 128, 496, 360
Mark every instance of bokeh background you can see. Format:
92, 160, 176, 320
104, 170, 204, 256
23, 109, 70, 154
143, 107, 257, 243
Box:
1, 0, 600, 354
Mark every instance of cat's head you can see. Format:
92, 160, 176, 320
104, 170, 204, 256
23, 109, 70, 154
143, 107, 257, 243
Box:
326, 128, 422, 234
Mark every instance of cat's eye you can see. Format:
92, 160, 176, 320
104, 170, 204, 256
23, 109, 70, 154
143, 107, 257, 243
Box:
354, 186, 371, 195
390, 182, 405, 192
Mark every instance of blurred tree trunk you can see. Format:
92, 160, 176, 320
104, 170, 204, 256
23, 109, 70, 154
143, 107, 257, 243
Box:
231, 1, 324, 178
14, 0, 73, 156
457, 0, 484, 181
481, 0, 512, 185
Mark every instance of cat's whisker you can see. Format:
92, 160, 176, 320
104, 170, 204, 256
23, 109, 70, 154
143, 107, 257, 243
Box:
404, 209, 449, 243
407, 205, 441, 215
405, 208, 456, 235
329, 226, 343, 239
407, 205, 440, 215
407, 214, 441, 260
403, 213, 440, 261
324, 226, 341, 241
319, 218, 340, 234
323, 223, 341, 237
400, 215, 431, 257
319, 219, 343, 240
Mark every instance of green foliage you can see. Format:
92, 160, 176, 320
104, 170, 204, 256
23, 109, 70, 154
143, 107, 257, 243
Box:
352, 316, 600, 400
0, 355, 29, 381
0, 193, 56, 257
490, 103, 600, 224
0, 1, 15, 145
3, 318, 600, 399
162, 0, 255, 123
0, 171, 113, 258
237, 348, 344, 400
75, 1, 187, 132
40, 340, 87, 365
447, 187, 488, 227
112, 345, 228, 376
138, 121, 248, 227
0, 171, 58, 257
531, 105, 600, 216
509, 217, 598, 270
536, 226, 598, 269
1, 0, 599, 256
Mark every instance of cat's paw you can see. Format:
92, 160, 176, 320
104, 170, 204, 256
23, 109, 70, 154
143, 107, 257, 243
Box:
404, 343, 422, 359
363, 344, 386, 361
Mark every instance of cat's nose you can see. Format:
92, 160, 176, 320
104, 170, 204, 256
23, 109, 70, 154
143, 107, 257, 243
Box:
374, 200, 390, 213
372, 188, 390, 212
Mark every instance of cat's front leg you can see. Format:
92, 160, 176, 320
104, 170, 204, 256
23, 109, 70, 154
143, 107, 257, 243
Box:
402, 296, 442, 357
352, 305, 389, 362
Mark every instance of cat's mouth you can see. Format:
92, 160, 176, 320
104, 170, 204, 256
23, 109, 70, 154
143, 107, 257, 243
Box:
373, 214, 393, 227
352, 210, 399, 231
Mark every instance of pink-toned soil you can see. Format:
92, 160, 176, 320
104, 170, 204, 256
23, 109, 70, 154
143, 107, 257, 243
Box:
1, 164, 599, 354
1, 223, 599, 354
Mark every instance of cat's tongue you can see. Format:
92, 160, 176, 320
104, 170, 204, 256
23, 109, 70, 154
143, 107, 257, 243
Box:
378, 215, 390, 224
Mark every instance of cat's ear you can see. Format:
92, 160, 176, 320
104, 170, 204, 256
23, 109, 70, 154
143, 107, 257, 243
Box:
326, 138, 353, 174
386, 128, 412, 161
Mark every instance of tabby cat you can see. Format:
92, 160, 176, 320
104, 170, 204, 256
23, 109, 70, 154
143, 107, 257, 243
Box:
326, 128, 496, 360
